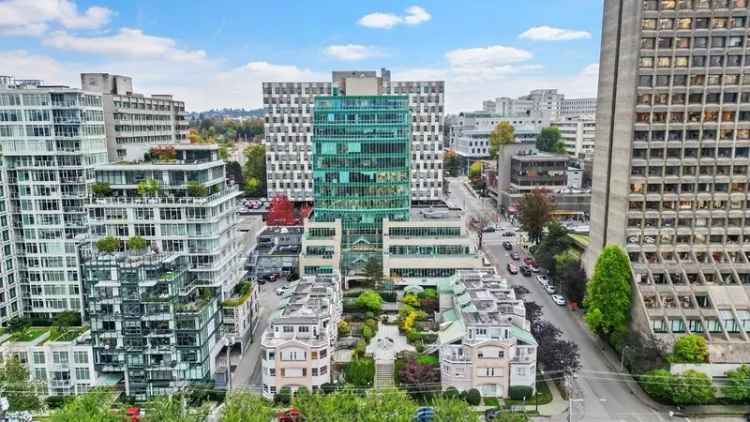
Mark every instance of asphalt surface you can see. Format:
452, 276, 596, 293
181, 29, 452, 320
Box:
447, 178, 746, 422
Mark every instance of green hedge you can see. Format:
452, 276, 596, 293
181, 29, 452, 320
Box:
509, 385, 534, 401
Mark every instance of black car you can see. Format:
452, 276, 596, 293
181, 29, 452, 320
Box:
520, 265, 532, 277
502, 241, 513, 251
481, 225, 496, 233
502, 231, 515, 237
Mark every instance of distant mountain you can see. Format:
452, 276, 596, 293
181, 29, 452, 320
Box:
187, 108, 265, 120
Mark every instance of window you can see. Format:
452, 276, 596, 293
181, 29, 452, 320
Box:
73, 351, 88, 364
52, 352, 69, 364
75, 367, 90, 380
32, 352, 45, 364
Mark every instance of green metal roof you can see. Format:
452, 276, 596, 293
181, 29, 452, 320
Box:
510, 326, 537, 346
438, 319, 466, 345
457, 293, 472, 306
461, 303, 478, 313
269, 309, 284, 322
441, 308, 458, 323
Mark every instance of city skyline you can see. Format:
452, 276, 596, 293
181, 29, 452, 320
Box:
0, 0, 602, 112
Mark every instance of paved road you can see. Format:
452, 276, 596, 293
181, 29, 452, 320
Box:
448, 177, 725, 422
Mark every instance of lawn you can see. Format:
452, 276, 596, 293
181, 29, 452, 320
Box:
483, 397, 500, 407
10, 327, 48, 342
46, 327, 88, 342
505, 379, 553, 406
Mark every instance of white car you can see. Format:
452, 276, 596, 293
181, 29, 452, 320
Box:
545, 284, 556, 294
276, 285, 291, 296
536, 275, 549, 285
551, 294, 566, 306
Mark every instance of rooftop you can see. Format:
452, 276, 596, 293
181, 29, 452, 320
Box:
405, 207, 464, 222
512, 152, 570, 162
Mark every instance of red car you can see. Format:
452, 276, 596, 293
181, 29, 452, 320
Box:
523, 257, 537, 267
507, 263, 518, 274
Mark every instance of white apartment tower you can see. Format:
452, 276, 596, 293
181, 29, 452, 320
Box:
591, 0, 750, 362
80, 73, 188, 162
263, 68, 445, 203
0, 77, 108, 319
551, 116, 597, 159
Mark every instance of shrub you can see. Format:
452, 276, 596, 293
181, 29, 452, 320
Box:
406, 330, 422, 344
380, 291, 398, 302
443, 387, 460, 400
275, 386, 292, 405
45, 395, 71, 409
419, 288, 438, 300
364, 311, 375, 321
365, 318, 378, 332
338, 320, 351, 337
186, 180, 209, 197
403, 293, 420, 308
465, 388, 482, 405
126, 235, 148, 251
362, 325, 374, 341
353, 339, 367, 358
320, 383, 337, 394
421, 333, 438, 344
356, 290, 383, 313
671, 369, 715, 405
136, 178, 160, 196
342, 300, 361, 313
671, 334, 709, 363
640, 369, 673, 403
344, 358, 375, 388
91, 182, 111, 197
508, 386, 534, 401
95, 236, 119, 253
294, 386, 310, 398
416, 354, 438, 366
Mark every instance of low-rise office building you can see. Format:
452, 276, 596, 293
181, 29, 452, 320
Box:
551, 116, 596, 160
261, 274, 342, 399
436, 271, 537, 398
0, 327, 97, 396
249, 226, 303, 279
298, 220, 342, 278
81, 250, 220, 400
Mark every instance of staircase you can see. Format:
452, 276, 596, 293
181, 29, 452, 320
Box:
374, 361, 394, 390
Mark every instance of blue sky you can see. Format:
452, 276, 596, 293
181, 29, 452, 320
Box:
0, 0, 603, 112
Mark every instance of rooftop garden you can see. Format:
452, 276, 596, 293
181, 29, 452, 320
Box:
160, 271, 178, 282
6, 311, 84, 343
9, 326, 48, 342
222, 280, 253, 307
44, 326, 88, 343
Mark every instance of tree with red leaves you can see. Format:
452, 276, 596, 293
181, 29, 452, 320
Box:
399, 358, 440, 400
266, 194, 297, 226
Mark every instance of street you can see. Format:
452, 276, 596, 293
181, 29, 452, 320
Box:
447, 178, 747, 422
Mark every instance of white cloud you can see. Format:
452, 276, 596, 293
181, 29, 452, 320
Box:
358, 5, 431, 29
446, 45, 533, 67
43, 28, 207, 62
324, 44, 382, 61
0, 50, 78, 83
581, 63, 600, 76
519, 26, 591, 41
0, 0, 111, 36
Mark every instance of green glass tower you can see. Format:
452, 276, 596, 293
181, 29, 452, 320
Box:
312, 95, 411, 270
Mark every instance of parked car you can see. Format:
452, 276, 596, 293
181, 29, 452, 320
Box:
482, 225, 496, 233
551, 294, 566, 306
276, 286, 291, 296
502, 241, 513, 251
510, 252, 521, 261
523, 257, 537, 267
507, 263, 518, 274
536, 275, 549, 285
520, 265, 532, 277
545, 284, 556, 294
260, 272, 280, 283
501, 231, 515, 237
530, 265, 540, 273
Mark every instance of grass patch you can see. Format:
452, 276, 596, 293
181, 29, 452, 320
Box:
47, 327, 87, 343
10, 327, 48, 342
416, 354, 438, 366
506, 379, 552, 406
483, 397, 500, 407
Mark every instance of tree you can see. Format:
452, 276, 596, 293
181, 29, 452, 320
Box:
489, 121, 515, 159
186, 180, 209, 197
584, 245, 632, 337
266, 194, 297, 225
723, 365, 750, 402
362, 324, 374, 341
136, 178, 160, 196
536, 127, 564, 153
525, 301, 543, 324
671, 334, 709, 363
226, 161, 245, 186
275, 386, 292, 405
531, 320, 581, 373
126, 235, 148, 252
533, 221, 571, 274
431, 396, 481, 422
517, 188, 554, 244
91, 182, 111, 197
243, 144, 266, 197
444, 149, 461, 177
49, 389, 120, 422
221, 391, 275, 422
292, 388, 419, 421
53, 311, 80, 331
640, 369, 674, 404
555, 251, 587, 305
344, 358, 375, 387
356, 290, 383, 313
0, 357, 41, 411
619, 330, 665, 374
464, 388, 482, 405
95, 236, 119, 253
363, 256, 384, 288
468, 161, 482, 179
671, 370, 716, 405
399, 358, 440, 399
143, 394, 210, 422
337, 320, 351, 337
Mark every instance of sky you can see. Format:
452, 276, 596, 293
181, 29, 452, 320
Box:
0, 0, 604, 113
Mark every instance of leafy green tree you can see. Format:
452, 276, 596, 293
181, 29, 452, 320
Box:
518, 188, 554, 244
468, 161, 482, 179
344, 358, 375, 387
584, 245, 632, 336
49, 389, 120, 422
362, 324, 374, 341
337, 320, 351, 337
226, 161, 245, 186
640, 369, 674, 403
126, 235, 148, 252
671, 370, 716, 405
136, 178, 160, 196
464, 388, 482, 405
431, 396, 481, 422
293, 388, 419, 421
555, 250, 587, 305
95, 236, 120, 253
533, 221, 571, 274
243, 144, 266, 197
356, 289, 383, 313
489, 121, 515, 159
723, 365, 750, 402
536, 127, 564, 153
91, 182, 111, 197
671, 334, 709, 363
444, 149, 460, 176
363, 256, 384, 288
0, 357, 42, 411
275, 386, 292, 405
53, 311, 80, 332
142, 394, 210, 422
186, 180, 209, 197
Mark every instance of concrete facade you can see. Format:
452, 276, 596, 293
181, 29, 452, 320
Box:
552, 115, 597, 159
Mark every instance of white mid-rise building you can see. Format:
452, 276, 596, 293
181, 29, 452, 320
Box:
482, 90, 597, 121
552, 115, 597, 159
263, 68, 444, 203
561, 98, 597, 116
261, 274, 342, 399
0, 77, 108, 319
80, 73, 188, 162
436, 271, 537, 398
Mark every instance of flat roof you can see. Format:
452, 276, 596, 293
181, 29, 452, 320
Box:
407, 207, 464, 222
512, 153, 569, 162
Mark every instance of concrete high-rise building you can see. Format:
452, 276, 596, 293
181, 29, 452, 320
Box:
263, 68, 444, 204
312, 89, 411, 268
81, 73, 188, 162
590, 0, 750, 362
0, 77, 108, 319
